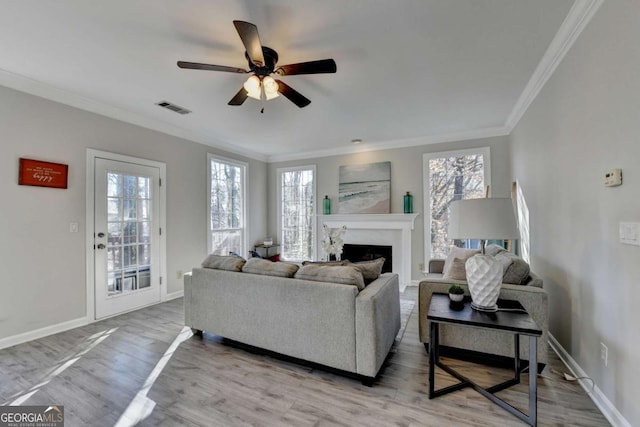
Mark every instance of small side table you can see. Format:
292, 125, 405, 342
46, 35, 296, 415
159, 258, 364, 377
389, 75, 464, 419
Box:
253, 244, 280, 259
428, 293, 542, 426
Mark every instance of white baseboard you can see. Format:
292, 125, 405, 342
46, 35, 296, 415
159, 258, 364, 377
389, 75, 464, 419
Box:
549, 334, 631, 427
0, 317, 89, 351
164, 290, 184, 301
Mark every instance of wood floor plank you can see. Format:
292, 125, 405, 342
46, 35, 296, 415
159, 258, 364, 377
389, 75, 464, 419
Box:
0, 287, 610, 426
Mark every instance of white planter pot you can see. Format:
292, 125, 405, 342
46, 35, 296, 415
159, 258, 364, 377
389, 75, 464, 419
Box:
449, 293, 464, 302
465, 254, 502, 312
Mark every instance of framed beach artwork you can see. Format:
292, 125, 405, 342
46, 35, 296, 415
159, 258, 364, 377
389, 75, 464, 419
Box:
338, 161, 391, 213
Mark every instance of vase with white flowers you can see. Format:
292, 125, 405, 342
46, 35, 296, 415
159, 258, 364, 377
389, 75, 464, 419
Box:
321, 224, 347, 261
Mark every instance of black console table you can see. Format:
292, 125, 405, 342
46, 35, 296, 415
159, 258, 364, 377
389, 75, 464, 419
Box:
427, 293, 542, 426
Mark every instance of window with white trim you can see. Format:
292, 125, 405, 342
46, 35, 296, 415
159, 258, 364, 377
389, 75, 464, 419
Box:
208, 155, 246, 256
423, 147, 491, 260
278, 166, 316, 261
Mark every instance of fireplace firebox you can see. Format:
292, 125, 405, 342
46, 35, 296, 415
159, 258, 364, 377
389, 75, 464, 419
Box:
342, 244, 392, 273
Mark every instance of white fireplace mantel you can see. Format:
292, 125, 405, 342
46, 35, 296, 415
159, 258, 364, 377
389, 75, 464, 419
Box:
317, 214, 419, 287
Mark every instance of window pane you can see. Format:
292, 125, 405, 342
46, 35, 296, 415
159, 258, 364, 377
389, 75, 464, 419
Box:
124, 175, 137, 198
210, 230, 242, 256
108, 222, 122, 245
138, 177, 150, 199
123, 222, 137, 244
280, 168, 315, 261
138, 199, 150, 220
107, 173, 121, 197
427, 152, 486, 259
108, 198, 121, 222
209, 158, 245, 255
123, 199, 137, 221
138, 221, 150, 243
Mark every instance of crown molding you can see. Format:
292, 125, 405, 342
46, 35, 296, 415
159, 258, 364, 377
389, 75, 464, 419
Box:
266, 126, 510, 163
505, 0, 604, 132
0, 68, 269, 162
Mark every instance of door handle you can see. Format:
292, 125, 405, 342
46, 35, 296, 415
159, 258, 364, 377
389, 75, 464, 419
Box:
96, 244, 106, 250
97, 232, 105, 238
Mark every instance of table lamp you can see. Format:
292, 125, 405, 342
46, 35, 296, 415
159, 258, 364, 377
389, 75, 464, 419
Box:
448, 198, 520, 311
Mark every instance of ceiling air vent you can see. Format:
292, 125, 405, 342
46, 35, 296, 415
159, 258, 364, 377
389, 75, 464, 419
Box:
156, 100, 191, 115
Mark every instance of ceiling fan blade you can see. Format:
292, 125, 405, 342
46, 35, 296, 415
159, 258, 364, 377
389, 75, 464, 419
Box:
228, 87, 248, 106
275, 59, 337, 76
177, 61, 247, 73
275, 79, 311, 108
233, 20, 265, 67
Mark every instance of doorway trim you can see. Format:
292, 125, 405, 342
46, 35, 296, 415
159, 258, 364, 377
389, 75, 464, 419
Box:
85, 149, 167, 322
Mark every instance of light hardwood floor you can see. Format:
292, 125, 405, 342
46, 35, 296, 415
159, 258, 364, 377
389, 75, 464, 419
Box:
0, 287, 609, 426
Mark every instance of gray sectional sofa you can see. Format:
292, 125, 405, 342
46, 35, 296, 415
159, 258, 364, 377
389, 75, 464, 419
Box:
184, 266, 401, 383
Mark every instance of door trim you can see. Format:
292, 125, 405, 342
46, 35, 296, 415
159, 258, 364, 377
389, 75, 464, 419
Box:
86, 149, 167, 322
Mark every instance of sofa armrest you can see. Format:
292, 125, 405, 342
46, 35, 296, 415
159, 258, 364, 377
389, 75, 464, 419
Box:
355, 273, 401, 378
429, 259, 446, 274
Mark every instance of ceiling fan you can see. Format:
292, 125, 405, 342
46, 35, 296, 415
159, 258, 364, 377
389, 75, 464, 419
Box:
177, 20, 337, 109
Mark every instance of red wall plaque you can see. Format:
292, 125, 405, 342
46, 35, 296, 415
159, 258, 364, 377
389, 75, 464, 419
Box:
19, 158, 68, 189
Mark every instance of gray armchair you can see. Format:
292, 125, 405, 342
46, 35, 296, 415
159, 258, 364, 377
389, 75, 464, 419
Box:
418, 258, 549, 372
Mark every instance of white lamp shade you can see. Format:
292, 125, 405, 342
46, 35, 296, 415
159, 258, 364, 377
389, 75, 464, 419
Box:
448, 198, 520, 240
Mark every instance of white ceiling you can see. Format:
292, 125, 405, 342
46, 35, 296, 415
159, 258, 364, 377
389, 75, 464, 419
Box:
0, 0, 587, 162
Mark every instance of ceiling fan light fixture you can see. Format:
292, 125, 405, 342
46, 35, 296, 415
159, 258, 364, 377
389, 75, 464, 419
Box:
263, 76, 279, 100
243, 75, 262, 100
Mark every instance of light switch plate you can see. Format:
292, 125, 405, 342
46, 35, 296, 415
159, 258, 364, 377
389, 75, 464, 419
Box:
619, 222, 640, 246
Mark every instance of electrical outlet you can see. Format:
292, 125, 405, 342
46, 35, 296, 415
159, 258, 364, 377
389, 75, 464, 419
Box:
600, 342, 608, 367
176, 270, 183, 280
419, 263, 425, 271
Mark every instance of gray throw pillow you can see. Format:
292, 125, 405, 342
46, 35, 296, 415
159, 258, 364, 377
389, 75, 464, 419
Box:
442, 257, 468, 281
494, 252, 530, 285
352, 258, 385, 284
201, 254, 246, 271
294, 265, 365, 290
485, 244, 507, 257
242, 258, 299, 278
442, 247, 480, 278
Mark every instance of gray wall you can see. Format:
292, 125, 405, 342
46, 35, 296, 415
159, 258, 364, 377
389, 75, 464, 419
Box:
0, 85, 267, 340
268, 135, 511, 279
509, 1, 639, 424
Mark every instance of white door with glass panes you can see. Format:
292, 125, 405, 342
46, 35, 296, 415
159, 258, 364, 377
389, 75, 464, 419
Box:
94, 158, 161, 319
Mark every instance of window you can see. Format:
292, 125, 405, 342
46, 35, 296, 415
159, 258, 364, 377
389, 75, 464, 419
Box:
278, 166, 316, 261
423, 147, 491, 260
208, 155, 247, 256
514, 181, 530, 263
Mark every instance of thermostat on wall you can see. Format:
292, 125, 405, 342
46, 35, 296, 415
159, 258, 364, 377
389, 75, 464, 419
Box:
605, 169, 622, 187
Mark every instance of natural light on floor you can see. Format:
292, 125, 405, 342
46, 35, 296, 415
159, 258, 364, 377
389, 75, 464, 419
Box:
114, 326, 193, 427
5, 328, 118, 406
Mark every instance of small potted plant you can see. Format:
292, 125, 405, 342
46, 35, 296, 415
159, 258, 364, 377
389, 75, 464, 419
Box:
448, 284, 465, 302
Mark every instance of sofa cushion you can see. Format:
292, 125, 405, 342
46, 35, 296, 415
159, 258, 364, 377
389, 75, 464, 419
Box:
294, 265, 365, 290
442, 247, 480, 279
201, 254, 246, 271
242, 258, 299, 278
352, 258, 385, 284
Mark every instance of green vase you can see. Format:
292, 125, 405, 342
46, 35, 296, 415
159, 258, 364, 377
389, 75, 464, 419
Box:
323, 195, 331, 215
403, 191, 413, 214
